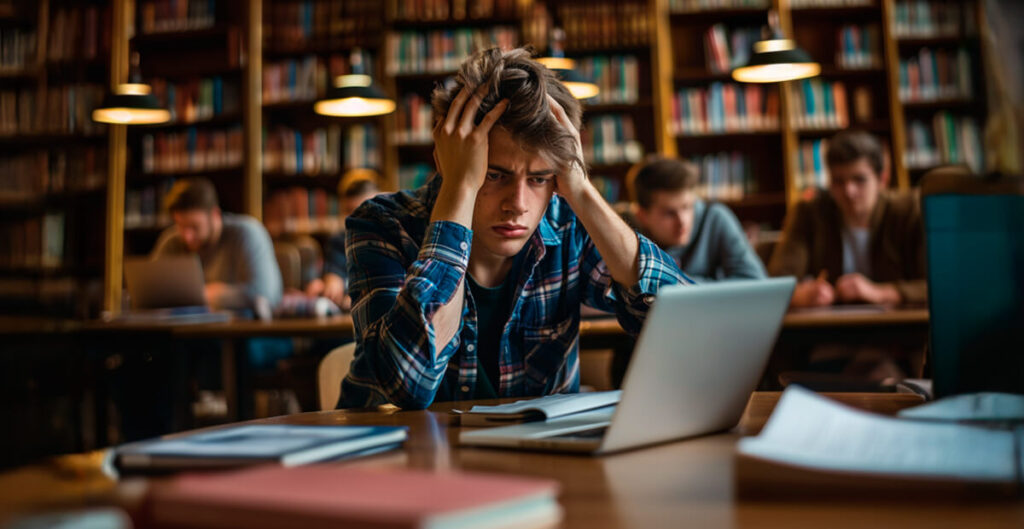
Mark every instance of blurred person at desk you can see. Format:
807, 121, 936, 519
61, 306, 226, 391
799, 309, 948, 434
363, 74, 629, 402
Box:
337, 47, 688, 409
152, 177, 283, 316
304, 168, 381, 311
769, 130, 927, 308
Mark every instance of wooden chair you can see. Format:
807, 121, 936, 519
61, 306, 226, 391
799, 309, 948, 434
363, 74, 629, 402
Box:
317, 342, 356, 410
273, 241, 302, 291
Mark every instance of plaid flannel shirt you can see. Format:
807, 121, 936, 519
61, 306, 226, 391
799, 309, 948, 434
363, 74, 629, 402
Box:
338, 176, 691, 409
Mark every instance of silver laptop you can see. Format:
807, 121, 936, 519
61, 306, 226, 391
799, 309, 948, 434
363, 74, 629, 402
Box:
124, 255, 207, 309
459, 277, 796, 454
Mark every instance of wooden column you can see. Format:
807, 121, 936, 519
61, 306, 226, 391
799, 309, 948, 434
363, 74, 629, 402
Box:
650, 0, 677, 158
880, 0, 909, 190
103, 0, 130, 316
243, 0, 263, 220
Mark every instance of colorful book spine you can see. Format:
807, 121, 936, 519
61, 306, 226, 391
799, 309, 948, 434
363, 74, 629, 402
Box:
149, 76, 240, 123
262, 125, 346, 175
141, 126, 243, 174
898, 47, 972, 102
264, 187, 341, 235
703, 25, 761, 74
669, 0, 770, 14
904, 112, 983, 173
671, 83, 779, 135
394, 93, 434, 146
0, 27, 37, 73
581, 114, 644, 166
139, 0, 218, 35
0, 213, 66, 270
576, 55, 640, 104
386, 27, 518, 75
398, 163, 434, 191
690, 151, 753, 201
558, 2, 650, 49
46, 5, 110, 63
796, 139, 830, 191
265, 0, 381, 52
836, 24, 881, 70
789, 79, 849, 130
125, 180, 176, 230
891, 0, 973, 39
790, 0, 873, 7
0, 84, 106, 137
0, 148, 107, 198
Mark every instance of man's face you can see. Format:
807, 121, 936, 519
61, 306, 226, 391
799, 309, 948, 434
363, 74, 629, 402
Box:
171, 208, 217, 252
829, 157, 882, 224
470, 128, 556, 261
636, 189, 698, 248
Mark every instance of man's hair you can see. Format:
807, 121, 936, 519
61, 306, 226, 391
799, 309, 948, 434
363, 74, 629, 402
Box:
630, 156, 700, 209
826, 129, 884, 175
164, 177, 219, 213
338, 168, 380, 198
431, 46, 583, 169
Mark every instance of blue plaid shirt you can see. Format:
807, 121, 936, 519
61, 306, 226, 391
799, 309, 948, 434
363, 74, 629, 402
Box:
338, 175, 691, 409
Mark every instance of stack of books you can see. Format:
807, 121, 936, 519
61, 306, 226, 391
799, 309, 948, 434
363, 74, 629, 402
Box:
141, 126, 243, 174
789, 79, 849, 130
671, 83, 780, 135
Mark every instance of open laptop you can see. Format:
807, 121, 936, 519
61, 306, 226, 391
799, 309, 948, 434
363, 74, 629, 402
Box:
120, 256, 230, 323
459, 277, 796, 454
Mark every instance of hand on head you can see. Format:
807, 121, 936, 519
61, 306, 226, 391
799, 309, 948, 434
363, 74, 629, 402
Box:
432, 83, 508, 193
545, 95, 587, 199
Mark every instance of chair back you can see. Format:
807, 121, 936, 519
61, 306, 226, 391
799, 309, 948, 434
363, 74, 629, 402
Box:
317, 342, 357, 410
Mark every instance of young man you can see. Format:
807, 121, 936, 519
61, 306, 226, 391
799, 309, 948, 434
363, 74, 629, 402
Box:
628, 157, 766, 281
152, 177, 282, 314
338, 48, 688, 409
307, 168, 381, 310
769, 130, 926, 307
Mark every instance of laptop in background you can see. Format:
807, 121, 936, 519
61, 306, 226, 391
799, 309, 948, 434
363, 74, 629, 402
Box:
120, 256, 229, 323
459, 277, 796, 454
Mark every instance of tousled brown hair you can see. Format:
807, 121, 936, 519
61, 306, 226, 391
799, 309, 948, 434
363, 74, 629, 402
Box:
164, 177, 219, 213
826, 130, 884, 175
431, 47, 583, 170
630, 157, 700, 208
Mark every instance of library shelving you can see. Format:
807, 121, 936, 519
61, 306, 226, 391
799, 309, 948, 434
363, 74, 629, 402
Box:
0, 0, 111, 318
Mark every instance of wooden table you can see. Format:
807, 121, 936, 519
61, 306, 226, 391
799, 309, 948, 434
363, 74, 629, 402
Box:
2, 392, 1020, 529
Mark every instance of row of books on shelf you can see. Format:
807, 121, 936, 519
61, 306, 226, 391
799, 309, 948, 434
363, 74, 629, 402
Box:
149, 76, 240, 124
125, 181, 174, 230
890, 0, 975, 39
394, 93, 433, 146
905, 112, 984, 174
265, 187, 343, 235
791, 0, 873, 7
399, 163, 433, 191
0, 213, 65, 270
391, 0, 520, 22
264, 0, 382, 52
138, 0, 218, 35
0, 85, 106, 137
385, 27, 517, 75
836, 24, 882, 70
588, 174, 622, 203
795, 139, 829, 191
140, 126, 243, 175
263, 124, 380, 176
670, 83, 780, 136
693, 151, 756, 202
0, 28, 34, 73
703, 25, 760, 74
898, 47, 973, 103
789, 79, 849, 130
262, 50, 373, 105
581, 115, 644, 167
558, 3, 650, 50
669, 0, 768, 12
576, 55, 641, 105
48, 5, 110, 63
0, 148, 106, 198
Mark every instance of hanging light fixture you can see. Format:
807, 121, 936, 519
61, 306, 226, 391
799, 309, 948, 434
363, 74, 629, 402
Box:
732, 12, 820, 84
314, 49, 395, 117
536, 28, 600, 100
92, 52, 171, 125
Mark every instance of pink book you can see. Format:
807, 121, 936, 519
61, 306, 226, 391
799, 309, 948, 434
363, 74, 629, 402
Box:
148, 465, 562, 529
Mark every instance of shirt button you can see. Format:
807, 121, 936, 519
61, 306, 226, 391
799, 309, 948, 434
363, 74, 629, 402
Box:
549, 330, 558, 339
466, 344, 475, 352
644, 295, 656, 304
461, 385, 470, 393
459, 241, 468, 251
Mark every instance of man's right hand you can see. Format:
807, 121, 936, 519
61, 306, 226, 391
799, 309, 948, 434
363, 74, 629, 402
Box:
429, 84, 508, 227
791, 275, 835, 308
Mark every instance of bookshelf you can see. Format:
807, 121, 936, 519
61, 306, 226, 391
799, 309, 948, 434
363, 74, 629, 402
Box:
0, 0, 111, 318
260, 0, 388, 240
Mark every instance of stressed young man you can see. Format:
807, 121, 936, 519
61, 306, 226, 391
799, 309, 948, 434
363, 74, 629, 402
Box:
337, 48, 689, 409
769, 130, 927, 307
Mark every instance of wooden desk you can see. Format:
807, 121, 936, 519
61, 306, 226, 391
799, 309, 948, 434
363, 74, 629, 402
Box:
2, 392, 1021, 529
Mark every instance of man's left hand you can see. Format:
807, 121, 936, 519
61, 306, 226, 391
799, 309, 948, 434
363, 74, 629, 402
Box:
835, 273, 901, 305
546, 95, 589, 203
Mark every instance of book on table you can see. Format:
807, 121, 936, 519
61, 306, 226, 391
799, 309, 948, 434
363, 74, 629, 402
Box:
146, 465, 562, 529
456, 390, 622, 427
735, 386, 1024, 499
113, 424, 408, 473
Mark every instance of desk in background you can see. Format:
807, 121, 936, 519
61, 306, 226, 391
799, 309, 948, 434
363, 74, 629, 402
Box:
1, 392, 1020, 529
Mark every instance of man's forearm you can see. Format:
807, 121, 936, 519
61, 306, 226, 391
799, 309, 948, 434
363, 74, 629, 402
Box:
426, 182, 475, 356
564, 183, 640, 286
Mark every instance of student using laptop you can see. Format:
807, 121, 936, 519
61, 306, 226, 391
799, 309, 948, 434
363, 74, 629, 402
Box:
769, 130, 927, 307
152, 177, 283, 314
338, 47, 689, 409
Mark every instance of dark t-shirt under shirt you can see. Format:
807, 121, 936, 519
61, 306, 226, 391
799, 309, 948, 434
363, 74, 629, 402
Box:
467, 274, 516, 399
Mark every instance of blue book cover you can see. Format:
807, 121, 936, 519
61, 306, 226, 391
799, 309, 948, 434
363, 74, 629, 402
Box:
213, 77, 223, 115
294, 130, 303, 174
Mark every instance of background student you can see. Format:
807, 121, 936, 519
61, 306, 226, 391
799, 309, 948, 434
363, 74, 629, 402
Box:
768, 130, 927, 307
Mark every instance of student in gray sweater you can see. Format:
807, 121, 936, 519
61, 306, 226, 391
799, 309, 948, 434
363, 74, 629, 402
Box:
152, 177, 282, 314
609, 157, 766, 387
